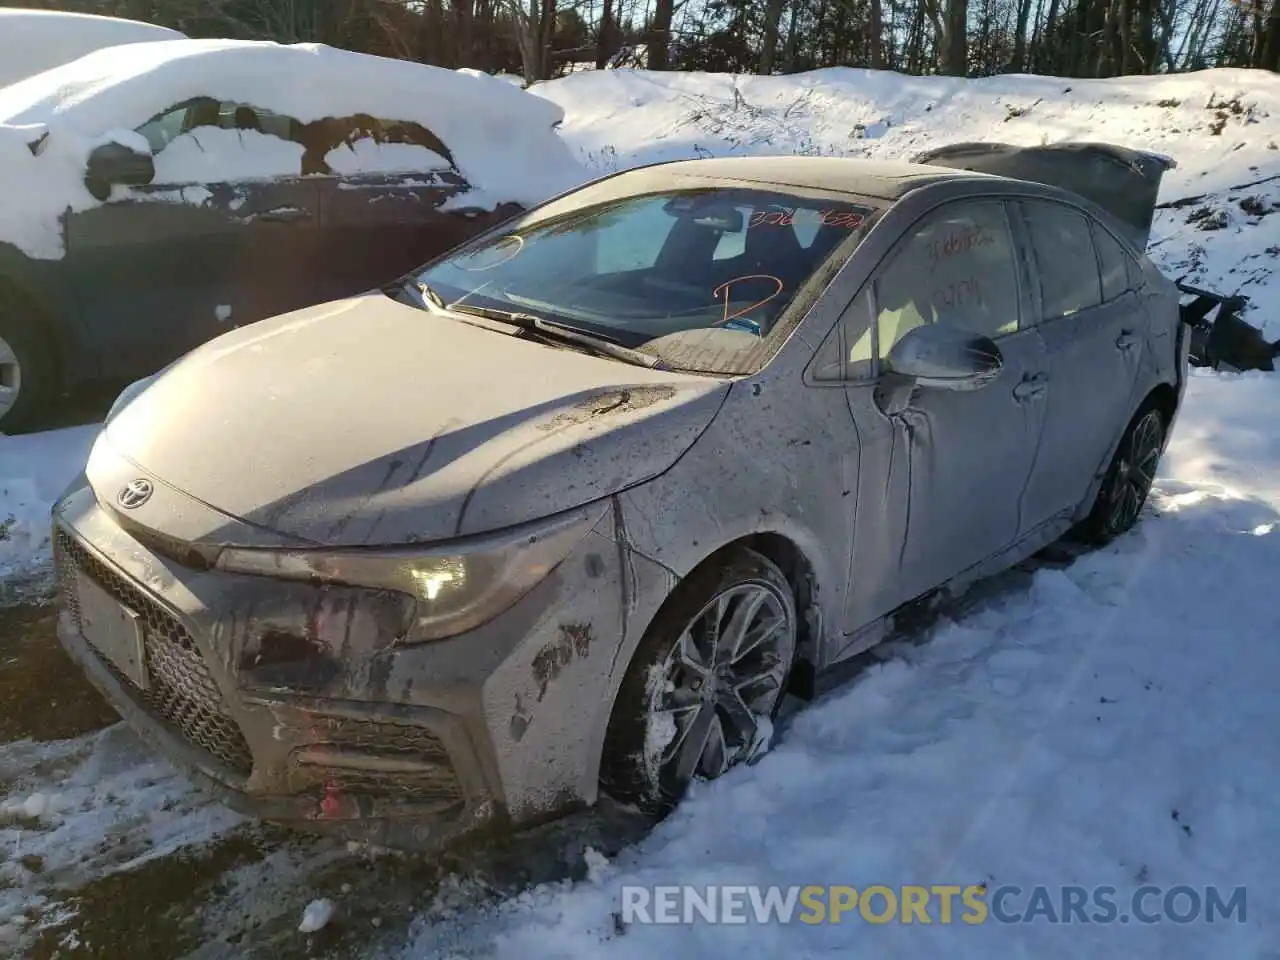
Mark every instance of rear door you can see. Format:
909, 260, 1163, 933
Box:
60, 99, 322, 380
1016, 199, 1144, 528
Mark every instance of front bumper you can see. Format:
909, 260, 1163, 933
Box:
52, 481, 675, 851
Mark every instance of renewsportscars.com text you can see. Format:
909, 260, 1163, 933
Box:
620, 884, 1248, 925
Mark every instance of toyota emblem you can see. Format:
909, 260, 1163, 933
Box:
117, 478, 154, 509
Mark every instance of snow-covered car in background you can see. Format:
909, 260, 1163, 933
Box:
0, 39, 581, 431
0, 8, 184, 88
51, 146, 1186, 853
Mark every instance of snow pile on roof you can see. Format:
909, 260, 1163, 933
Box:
0, 39, 583, 259
0, 9, 183, 89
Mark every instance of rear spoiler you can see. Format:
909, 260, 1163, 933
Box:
912, 141, 1175, 251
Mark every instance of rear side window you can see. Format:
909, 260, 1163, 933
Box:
1022, 200, 1102, 320
1092, 221, 1135, 302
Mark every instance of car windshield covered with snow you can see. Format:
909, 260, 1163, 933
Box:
415, 184, 879, 374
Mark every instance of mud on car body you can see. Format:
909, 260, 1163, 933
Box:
53, 146, 1187, 851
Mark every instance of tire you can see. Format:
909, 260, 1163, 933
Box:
600, 547, 799, 817
1073, 405, 1167, 545
0, 284, 57, 435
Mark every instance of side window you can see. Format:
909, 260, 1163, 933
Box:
1092, 221, 1133, 303
1022, 200, 1103, 320
135, 98, 218, 154
138, 98, 306, 184
312, 114, 454, 177
873, 200, 1020, 356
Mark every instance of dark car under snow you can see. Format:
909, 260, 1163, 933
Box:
0, 40, 574, 431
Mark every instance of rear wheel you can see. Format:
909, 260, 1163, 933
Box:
0, 285, 57, 434
601, 548, 798, 817
1074, 406, 1166, 544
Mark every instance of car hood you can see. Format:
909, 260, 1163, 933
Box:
96, 294, 729, 547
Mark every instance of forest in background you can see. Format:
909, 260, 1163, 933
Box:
5, 0, 1279, 85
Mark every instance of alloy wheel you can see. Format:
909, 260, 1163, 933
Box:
647, 580, 796, 795
0, 333, 21, 423
1106, 409, 1164, 532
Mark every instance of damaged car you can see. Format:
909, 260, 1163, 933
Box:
0, 38, 578, 431
52, 144, 1188, 852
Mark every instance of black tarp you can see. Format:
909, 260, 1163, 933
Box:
912, 141, 1175, 251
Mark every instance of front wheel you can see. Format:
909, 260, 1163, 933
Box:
601, 547, 798, 817
1074, 406, 1167, 545
0, 285, 57, 434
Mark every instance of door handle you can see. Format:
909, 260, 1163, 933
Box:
1116, 330, 1140, 351
256, 206, 312, 223
1012, 374, 1047, 402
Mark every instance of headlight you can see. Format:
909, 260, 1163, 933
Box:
214, 505, 604, 643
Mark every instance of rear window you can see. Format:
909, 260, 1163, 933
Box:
415, 188, 878, 374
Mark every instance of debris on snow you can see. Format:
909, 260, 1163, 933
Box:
582, 846, 611, 884
298, 898, 335, 933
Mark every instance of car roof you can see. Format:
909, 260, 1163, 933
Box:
632, 155, 995, 200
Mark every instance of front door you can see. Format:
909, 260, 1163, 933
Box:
60, 100, 322, 381
840, 198, 1051, 628
1015, 200, 1144, 526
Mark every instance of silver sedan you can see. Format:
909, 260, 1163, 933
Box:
52, 146, 1186, 851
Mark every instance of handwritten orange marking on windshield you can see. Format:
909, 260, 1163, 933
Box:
750, 210, 795, 227
456, 234, 524, 272
747, 209, 864, 229
818, 210, 864, 228
714, 274, 785, 325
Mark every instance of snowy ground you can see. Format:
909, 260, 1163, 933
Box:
0, 65, 1278, 958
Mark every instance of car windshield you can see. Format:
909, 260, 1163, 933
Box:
413, 187, 879, 374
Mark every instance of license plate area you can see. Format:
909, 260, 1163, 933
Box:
76, 572, 150, 691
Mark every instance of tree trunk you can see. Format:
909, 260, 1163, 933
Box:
1263, 0, 1280, 70
649, 0, 675, 69
596, 0, 614, 68
760, 0, 788, 74
1008, 0, 1032, 70
942, 0, 969, 74
783, 0, 802, 71
869, 0, 885, 68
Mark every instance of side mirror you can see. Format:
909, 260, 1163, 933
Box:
84, 140, 155, 201
883, 323, 1004, 391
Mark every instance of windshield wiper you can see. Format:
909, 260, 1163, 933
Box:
446, 302, 664, 369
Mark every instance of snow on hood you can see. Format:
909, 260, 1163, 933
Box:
0, 39, 584, 260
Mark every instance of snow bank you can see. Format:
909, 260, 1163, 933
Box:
0, 9, 183, 89
0, 39, 583, 259
0, 425, 97, 586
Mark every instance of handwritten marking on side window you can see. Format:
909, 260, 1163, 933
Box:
931, 276, 985, 310
925, 225, 995, 264
713, 274, 785, 325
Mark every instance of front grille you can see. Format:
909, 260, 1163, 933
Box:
54, 530, 254, 776
291, 717, 462, 806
